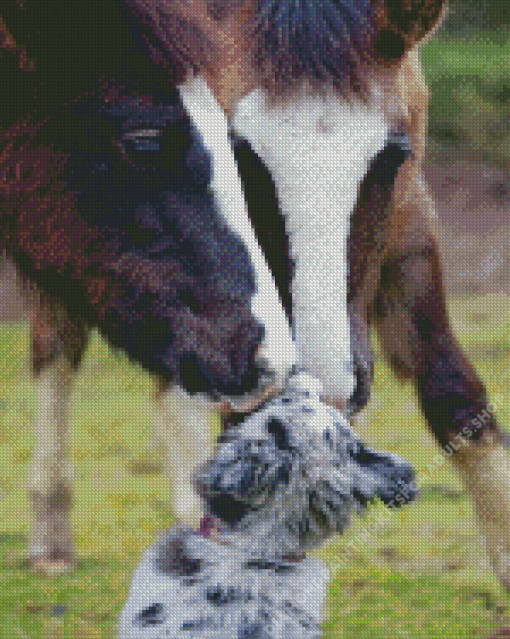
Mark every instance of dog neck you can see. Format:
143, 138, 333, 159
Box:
195, 515, 307, 564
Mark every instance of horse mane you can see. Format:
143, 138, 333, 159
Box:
1, 0, 446, 132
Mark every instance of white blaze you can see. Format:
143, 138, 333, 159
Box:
233, 86, 388, 403
178, 76, 296, 405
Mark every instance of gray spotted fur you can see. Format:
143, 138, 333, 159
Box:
119, 372, 416, 638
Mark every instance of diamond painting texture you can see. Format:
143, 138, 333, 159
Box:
0, 1, 510, 638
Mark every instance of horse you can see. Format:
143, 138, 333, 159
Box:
1, 0, 509, 593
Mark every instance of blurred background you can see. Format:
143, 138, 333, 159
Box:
423, 0, 510, 300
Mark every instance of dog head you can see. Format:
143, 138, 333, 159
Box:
194, 372, 417, 558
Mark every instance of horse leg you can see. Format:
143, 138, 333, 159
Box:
373, 210, 510, 591
155, 382, 218, 528
27, 294, 89, 572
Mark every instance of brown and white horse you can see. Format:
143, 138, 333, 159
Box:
1, 0, 510, 592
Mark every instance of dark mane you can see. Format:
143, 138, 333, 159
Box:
117, 0, 444, 99
125, 0, 379, 99
250, 0, 377, 98
0, 0, 445, 130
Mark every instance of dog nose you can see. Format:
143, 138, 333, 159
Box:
134, 603, 166, 628
378, 455, 417, 507
351, 443, 418, 507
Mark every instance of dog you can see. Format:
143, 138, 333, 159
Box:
119, 372, 417, 638
1, 0, 510, 593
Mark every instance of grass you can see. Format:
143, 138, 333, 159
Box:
0, 293, 510, 638
422, 27, 510, 168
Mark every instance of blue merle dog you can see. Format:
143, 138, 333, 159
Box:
119, 373, 417, 638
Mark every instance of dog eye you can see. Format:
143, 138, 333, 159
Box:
134, 602, 166, 627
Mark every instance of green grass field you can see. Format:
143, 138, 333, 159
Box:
1, 293, 510, 638
422, 29, 510, 168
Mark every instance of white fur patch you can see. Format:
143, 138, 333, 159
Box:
119, 531, 330, 639
233, 87, 388, 403
178, 77, 296, 404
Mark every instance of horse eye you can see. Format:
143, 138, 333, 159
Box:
122, 128, 162, 152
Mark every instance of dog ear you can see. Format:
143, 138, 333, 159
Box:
372, 0, 446, 61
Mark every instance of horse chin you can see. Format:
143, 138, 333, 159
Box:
220, 385, 277, 414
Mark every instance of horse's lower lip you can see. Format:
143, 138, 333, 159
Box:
209, 366, 288, 413
221, 379, 281, 413
220, 392, 269, 414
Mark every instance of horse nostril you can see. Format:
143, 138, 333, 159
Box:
253, 351, 279, 388
253, 352, 271, 376
179, 352, 212, 395
347, 358, 373, 417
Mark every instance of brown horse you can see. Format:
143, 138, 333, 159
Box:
1, 0, 509, 594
